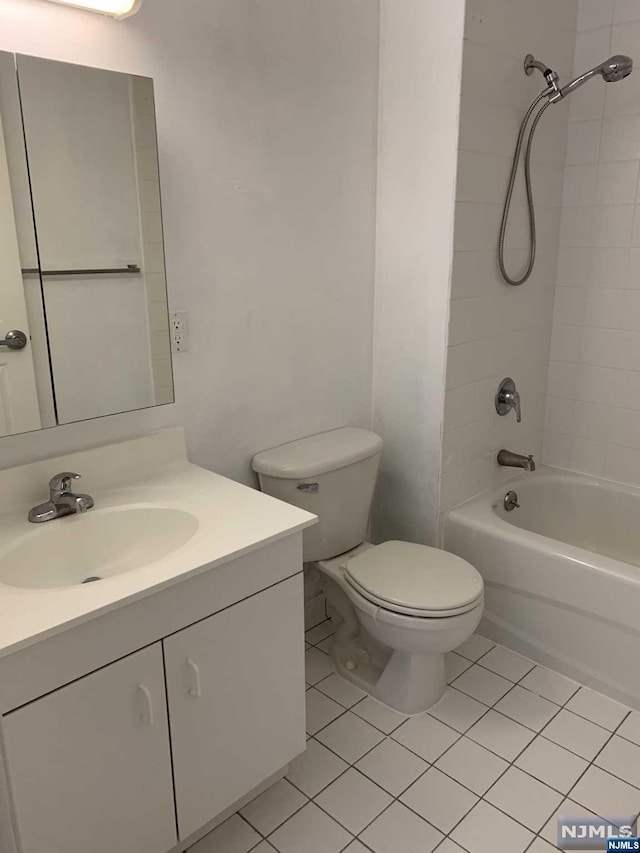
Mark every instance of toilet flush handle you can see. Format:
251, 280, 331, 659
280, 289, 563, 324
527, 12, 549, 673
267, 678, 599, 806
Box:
297, 483, 319, 494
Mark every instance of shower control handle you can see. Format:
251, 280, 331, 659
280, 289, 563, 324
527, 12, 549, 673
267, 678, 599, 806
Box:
496, 377, 522, 423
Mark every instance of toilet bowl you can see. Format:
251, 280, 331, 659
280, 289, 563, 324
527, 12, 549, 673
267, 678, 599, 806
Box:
252, 427, 484, 714
317, 541, 483, 714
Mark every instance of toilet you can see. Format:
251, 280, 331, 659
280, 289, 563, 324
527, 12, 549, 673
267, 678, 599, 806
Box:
252, 427, 484, 714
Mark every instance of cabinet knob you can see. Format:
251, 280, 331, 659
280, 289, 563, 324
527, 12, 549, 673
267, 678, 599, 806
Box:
137, 683, 154, 725
186, 658, 201, 698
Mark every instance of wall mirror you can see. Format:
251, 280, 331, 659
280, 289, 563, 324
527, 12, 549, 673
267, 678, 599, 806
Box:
0, 52, 173, 437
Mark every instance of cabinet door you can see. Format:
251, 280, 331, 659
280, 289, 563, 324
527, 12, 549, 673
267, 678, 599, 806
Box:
3, 644, 176, 853
164, 574, 305, 839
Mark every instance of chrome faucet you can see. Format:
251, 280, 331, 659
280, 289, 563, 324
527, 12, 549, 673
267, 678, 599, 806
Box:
28, 472, 94, 524
497, 450, 536, 472
496, 378, 522, 423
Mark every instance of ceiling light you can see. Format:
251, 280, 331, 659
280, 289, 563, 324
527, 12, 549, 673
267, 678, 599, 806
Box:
45, 0, 143, 18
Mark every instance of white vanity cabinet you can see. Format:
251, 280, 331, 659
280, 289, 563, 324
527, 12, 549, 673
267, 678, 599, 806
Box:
2, 644, 176, 853
164, 575, 306, 840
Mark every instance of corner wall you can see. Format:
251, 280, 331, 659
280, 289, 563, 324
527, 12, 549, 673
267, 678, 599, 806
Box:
439, 0, 577, 518
543, 0, 640, 485
371, 0, 465, 546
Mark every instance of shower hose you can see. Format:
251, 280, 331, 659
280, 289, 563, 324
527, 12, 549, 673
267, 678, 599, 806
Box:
498, 92, 550, 286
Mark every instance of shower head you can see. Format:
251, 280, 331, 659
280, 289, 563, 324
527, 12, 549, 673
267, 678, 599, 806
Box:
551, 54, 633, 102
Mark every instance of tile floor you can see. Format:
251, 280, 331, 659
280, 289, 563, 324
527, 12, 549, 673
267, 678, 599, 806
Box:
191, 622, 640, 853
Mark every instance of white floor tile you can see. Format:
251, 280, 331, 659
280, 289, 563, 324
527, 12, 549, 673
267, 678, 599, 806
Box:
520, 666, 580, 706
446, 651, 473, 683
305, 688, 344, 735
317, 636, 334, 654
540, 798, 598, 848
240, 779, 307, 836
286, 739, 348, 798
316, 711, 384, 764
360, 801, 444, 853
484, 766, 563, 831
515, 737, 588, 794
455, 634, 495, 662
479, 646, 535, 682
352, 696, 409, 734
190, 815, 260, 853
392, 713, 460, 762
268, 802, 352, 853
527, 839, 557, 853
429, 687, 487, 733
542, 709, 610, 760
305, 620, 334, 645
251, 844, 277, 852
343, 843, 369, 853
435, 841, 467, 853
494, 686, 559, 731
451, 800, 534, 853
316, 673, 367, 709
595, 735, 640, 789
466, 710, 535, 761
304, 648, 334, 685
452, 664, 512, 706
400, 766, 478, 833
435, 736, 508, 795
565, 687, 630, 731
618, 710, 640, 746
355, 738, 428, 796
314, 768, 392, 835
570, 765, 640, 819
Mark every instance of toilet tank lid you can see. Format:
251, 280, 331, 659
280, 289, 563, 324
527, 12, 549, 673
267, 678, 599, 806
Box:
252, 428, 383, 479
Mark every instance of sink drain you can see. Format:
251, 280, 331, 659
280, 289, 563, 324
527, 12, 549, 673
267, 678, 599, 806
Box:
82, 576, 102, 584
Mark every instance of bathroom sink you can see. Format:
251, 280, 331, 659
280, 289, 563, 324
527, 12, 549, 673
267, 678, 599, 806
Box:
0, 507, 199, 590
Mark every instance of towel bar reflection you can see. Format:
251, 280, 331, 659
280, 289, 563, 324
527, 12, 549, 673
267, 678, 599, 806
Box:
21, 264, 141, 276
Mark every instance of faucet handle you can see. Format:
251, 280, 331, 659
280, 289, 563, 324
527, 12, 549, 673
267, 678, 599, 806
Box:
496, 378, 522, 424
49, 472, 81, 498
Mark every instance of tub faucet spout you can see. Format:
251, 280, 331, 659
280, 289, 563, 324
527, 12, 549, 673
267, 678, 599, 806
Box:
497, 449, 536, 472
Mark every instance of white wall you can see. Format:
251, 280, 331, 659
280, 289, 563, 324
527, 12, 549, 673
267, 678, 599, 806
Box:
543, 0, 640, 486
439, 0, 577, 517
0, 0, 379, 483
371, 0, 465, 546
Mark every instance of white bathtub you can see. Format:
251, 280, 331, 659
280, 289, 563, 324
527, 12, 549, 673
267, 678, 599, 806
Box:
444, 467, 640, 708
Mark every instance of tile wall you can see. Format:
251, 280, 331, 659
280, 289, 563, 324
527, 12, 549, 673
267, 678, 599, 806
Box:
543, 0, 640, 484
439, 0, 577, 517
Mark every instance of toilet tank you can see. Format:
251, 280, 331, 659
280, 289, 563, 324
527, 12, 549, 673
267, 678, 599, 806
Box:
252, 428, 383, 562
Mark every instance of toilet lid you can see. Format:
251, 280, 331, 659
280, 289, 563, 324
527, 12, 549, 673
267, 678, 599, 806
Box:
343, 541, 483, 616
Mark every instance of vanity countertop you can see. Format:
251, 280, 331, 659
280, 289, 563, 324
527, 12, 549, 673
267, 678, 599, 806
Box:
0, 428, 316, 658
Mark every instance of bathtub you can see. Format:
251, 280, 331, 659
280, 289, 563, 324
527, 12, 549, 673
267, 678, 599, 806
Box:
444, 467, 640, 708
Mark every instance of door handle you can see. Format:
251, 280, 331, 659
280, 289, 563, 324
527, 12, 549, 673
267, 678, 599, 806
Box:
137, 683, 154, 725
0, 330, 27, 350
186, 658, 201, 698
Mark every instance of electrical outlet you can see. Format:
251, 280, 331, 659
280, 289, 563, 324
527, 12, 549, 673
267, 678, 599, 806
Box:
170, 311, 189, 353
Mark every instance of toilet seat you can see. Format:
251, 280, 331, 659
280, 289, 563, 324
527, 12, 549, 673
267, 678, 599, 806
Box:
343, 540, 483, 619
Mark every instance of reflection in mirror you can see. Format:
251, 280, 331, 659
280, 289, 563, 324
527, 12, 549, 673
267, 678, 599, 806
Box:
0, 51, 55, 436
16, 56, 174, 425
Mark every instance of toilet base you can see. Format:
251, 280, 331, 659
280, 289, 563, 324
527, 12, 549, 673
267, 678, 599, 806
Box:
331, 631, 446, 715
